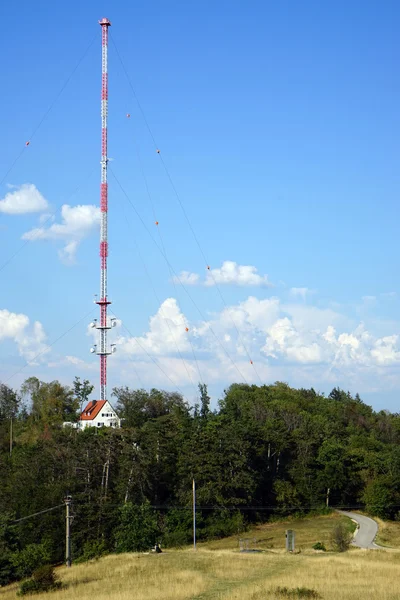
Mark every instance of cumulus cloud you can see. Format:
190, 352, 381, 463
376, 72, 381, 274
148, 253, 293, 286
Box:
172, 261, 272, 287
171, 271, 200, 285
263, 317, 323, 364
118, 298, 190, 356
205, 261, 272, 287
22, 204, 100, 264
0, 309, 49, 363
262, 314, 400, 371
0, 184, 49, 214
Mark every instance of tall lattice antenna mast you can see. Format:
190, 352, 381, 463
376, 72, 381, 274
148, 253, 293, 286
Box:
90, 17, 116, 400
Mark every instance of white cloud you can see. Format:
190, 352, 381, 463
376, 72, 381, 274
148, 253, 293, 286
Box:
290, 287, 313, 300
262, 314, 400, 372
263, 317, 323, 364
39, 213, 55, 225
48, 355, 98, 371
219, 296, 281, 332
118, 298, 190, 356
205, 261, 272, 287
172, 261, 272, 288
371, 336, 400, 365
0, 184, 49, 214
171, 271, 200, 285
283, 303, 351, 332
22, 204, 100, 264
0, 309, 49, 363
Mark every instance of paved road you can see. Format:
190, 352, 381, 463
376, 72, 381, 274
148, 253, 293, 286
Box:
337, 511, 382, 549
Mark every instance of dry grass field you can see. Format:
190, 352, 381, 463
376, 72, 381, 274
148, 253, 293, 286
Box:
1, 514, 398, 600
375, 517, 400, 548
199, 512, 354, 551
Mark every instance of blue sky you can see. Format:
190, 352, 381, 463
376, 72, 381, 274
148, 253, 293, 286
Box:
1, 0, 400, 411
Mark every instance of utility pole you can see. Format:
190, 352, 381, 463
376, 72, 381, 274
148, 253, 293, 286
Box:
64, 494, 72, 567
9, 417, 12, 457
193, 479, 196, 551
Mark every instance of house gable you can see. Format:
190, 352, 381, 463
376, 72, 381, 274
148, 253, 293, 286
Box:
79, 400, 120, 429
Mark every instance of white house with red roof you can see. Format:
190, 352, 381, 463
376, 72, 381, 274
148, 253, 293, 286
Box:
78, 400, 120, 429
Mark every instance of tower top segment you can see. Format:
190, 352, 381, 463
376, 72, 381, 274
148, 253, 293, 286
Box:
99, 18, 111, 27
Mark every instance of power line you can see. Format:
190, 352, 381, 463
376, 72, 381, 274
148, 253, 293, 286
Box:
0, 33, 98, 187
112, 157, 200, 395
129, 132, 205, 387
110, 36, 261, 384
110, 310, 191, 402
5, 308, 96, 384
109, 167, 248, 385
0, 165, 97, 276
11, 504, 64, 525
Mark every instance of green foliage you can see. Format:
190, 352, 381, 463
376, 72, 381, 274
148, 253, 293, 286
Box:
76, 539, 108, 562
312, 542, 326, 551
11, 543, 51, 579
161, 509, 195, 547
198, 383, 211, 421
3, 379, 400, 577
73, 377, 94, 418
21, 377, 79, 426
0, 383, 19, 422
330, 522, 352, 552
18, 565, 61, 596
363, 476, 399, 519
204, 509, 247, 539
115, 502, 158, 552
0, 514, 17, 586
276, 587, 321, 598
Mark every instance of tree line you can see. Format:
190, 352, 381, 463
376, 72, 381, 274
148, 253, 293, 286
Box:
1, 377, 399, 584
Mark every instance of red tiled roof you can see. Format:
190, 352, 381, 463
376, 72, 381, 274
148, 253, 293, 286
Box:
80, 400, 107, 421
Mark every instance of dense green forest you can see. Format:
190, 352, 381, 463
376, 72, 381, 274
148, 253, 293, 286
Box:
1, 377, 400, 585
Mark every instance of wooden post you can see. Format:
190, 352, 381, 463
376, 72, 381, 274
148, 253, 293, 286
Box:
64, 495, 72, 567
193, 479, 196, 551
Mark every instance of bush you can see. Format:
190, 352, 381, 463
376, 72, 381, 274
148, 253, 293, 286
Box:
11, 543, 51, 579
276, 587, 321, 598
363, 477, 397, 519
77, 539, 108, 562
312, 542, 326, 551
161, 509, 195, 548
203, 510, 247, 540
18, 565, 61, 596
331, 522, 351, 552
115, 501, 158, 552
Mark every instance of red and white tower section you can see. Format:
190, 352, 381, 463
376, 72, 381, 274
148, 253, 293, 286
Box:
90, 18, 116, 401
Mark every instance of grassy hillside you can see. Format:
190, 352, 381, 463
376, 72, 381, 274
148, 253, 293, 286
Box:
1, 545, 399, 600
375, 518, 400, 548
199, 512, 354, 551
2, 514, 394, 600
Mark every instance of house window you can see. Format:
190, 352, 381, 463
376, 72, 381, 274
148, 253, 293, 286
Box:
98, 422, 103, 427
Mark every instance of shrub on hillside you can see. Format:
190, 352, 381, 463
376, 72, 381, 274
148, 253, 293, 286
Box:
276, 587, 321, 598
77, 539, 108, 562
204, 510, 247, 539
312, 542, 326, 551
115, 501, 158, 552
363, 477, 398, 520
330, 522, 351, 552
18, 565, 61, 596
161, 509, 195, 548
11, 543, 51, 579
